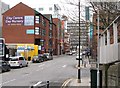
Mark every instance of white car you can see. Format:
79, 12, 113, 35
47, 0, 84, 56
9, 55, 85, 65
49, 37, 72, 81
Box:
76, 53, 82, 60
9, 56, 28, 67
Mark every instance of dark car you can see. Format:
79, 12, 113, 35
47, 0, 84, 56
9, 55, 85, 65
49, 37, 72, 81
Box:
32, 55, 44, 63
0, 60, 11, 73
43, 53, 53, 61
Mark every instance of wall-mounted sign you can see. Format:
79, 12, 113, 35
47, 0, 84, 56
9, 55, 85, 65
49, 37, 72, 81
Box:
24, 16, 34, 26
5, 16, 24, 25
5, 16, 34, 26
26, 29, 34, 34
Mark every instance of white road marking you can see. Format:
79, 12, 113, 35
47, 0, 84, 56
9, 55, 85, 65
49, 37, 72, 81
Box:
36, 67, 44, 71
36, 69, 40, 71
0, 79, 16, 85
41, 68, 43, 70
22, 74, 29, 77
38, 64, 45, 67
62, 65, 67, 68
33, 81, 42, 87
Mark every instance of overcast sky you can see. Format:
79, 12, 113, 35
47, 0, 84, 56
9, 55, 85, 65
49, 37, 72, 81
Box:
2, 0, 88, 21
2, 0, 59, 6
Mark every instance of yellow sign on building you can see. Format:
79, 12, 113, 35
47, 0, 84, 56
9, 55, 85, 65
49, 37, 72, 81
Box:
17, 44, 38, 60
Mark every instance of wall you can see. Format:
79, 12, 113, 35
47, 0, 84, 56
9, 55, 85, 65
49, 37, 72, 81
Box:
2, 2, 35, 44
101, 63, 120, 87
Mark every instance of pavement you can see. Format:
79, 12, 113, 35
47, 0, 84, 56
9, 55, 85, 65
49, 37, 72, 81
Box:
61, 57, 96, 88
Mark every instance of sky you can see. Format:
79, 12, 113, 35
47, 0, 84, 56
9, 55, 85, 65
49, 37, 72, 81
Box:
1, 0, 88, 21
1, 0, 68, 15
2, 0, 60, 7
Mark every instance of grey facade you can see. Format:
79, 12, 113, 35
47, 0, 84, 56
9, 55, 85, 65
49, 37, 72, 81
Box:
67, 21, 88, 49
0, 0, 9, 37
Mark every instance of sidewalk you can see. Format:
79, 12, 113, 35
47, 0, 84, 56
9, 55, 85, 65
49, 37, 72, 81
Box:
61, 58, 94, 88
61, 76, 90, 88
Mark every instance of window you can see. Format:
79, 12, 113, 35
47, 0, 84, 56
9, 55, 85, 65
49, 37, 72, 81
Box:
105, 32, 107, 45
40, 39, 44, 46
19, 57, 24, 60
42, 29, 46, 36
49, 23, 52, 30
49, 39, 52, 47
39, 8, 44, 11
35, 16, 40, 23
110, 27, 114, 44
118, 26, 120, 43
41, 18, 46, 27
49, 7, 52, 11
35, 27, 40, 35
49, 31, 52, 38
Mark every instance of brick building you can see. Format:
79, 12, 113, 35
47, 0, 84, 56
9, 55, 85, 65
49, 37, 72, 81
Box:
2, 2, 58, 59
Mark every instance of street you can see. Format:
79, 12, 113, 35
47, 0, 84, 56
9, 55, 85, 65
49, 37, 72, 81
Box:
1, 55, 90, 87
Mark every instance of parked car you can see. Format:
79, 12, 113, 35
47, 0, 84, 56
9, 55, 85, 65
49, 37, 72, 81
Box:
66, 52, 73, 55
0, 60, 11, 73
32, 55, 44, 63
9, 56, 28, 68
43, 53, 53, 61
76, 53, 82, 60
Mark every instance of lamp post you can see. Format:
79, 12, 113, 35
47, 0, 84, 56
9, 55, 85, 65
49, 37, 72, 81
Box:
78, 0, 81, 83
97, 9, 100, 87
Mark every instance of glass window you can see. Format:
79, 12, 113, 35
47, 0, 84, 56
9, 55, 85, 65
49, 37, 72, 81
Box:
42, 29, 46, 36
49, 31, 52, 38
118, 26, 120, 43
19, 57, 24, 60
39, 8, 44, 11
10, 58, 18, 61
35, 27, 40, 35
42, 18, 46, 27
49, 23, 52, 30
0, 44, 3, 56
35, 16, 40, 23
110, 27, 114, 44
49, 39, 52, 47
49, 7, 52, 11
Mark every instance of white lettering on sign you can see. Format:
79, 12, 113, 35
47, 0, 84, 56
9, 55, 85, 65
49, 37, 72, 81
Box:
5, 16, 24, 25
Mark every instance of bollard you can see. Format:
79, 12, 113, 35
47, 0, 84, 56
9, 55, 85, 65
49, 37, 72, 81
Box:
47, 81, 49, 88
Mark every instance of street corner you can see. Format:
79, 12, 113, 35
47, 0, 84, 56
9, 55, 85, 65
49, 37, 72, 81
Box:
61, 78, 73, 88
61, 78, 91, 88
61, 78, 83, 88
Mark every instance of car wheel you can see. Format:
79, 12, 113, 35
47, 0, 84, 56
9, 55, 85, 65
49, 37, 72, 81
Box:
26, 64, 28, 67
7, 68, 11, 71
26, 62, 28, 67
19, 64, 22, 68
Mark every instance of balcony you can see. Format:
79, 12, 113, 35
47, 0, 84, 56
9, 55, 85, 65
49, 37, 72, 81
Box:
100, 43, 120, 64
99, 16, 120, 64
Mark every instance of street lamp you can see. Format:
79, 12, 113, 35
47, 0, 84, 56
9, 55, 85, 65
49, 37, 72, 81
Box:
97, 8, 100, 87
78, 0, 81, 83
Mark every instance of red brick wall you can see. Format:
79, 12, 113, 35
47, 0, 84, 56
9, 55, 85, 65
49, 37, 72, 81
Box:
2, 2, 35, 44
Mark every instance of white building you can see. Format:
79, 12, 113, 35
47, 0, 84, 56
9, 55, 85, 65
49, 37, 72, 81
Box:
33, 4, 61, 19
0, 0, 9, 37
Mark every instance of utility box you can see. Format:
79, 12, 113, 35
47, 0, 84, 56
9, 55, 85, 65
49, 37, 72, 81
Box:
90, 68, 102, 88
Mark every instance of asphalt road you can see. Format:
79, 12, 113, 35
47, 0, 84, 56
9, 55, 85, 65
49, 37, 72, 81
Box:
0, 55, 90, 88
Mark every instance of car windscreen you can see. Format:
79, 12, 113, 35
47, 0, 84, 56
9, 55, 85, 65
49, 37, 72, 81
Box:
10, 58, 18, 61
44, 54, 49, 56
33, 56, 38, 59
